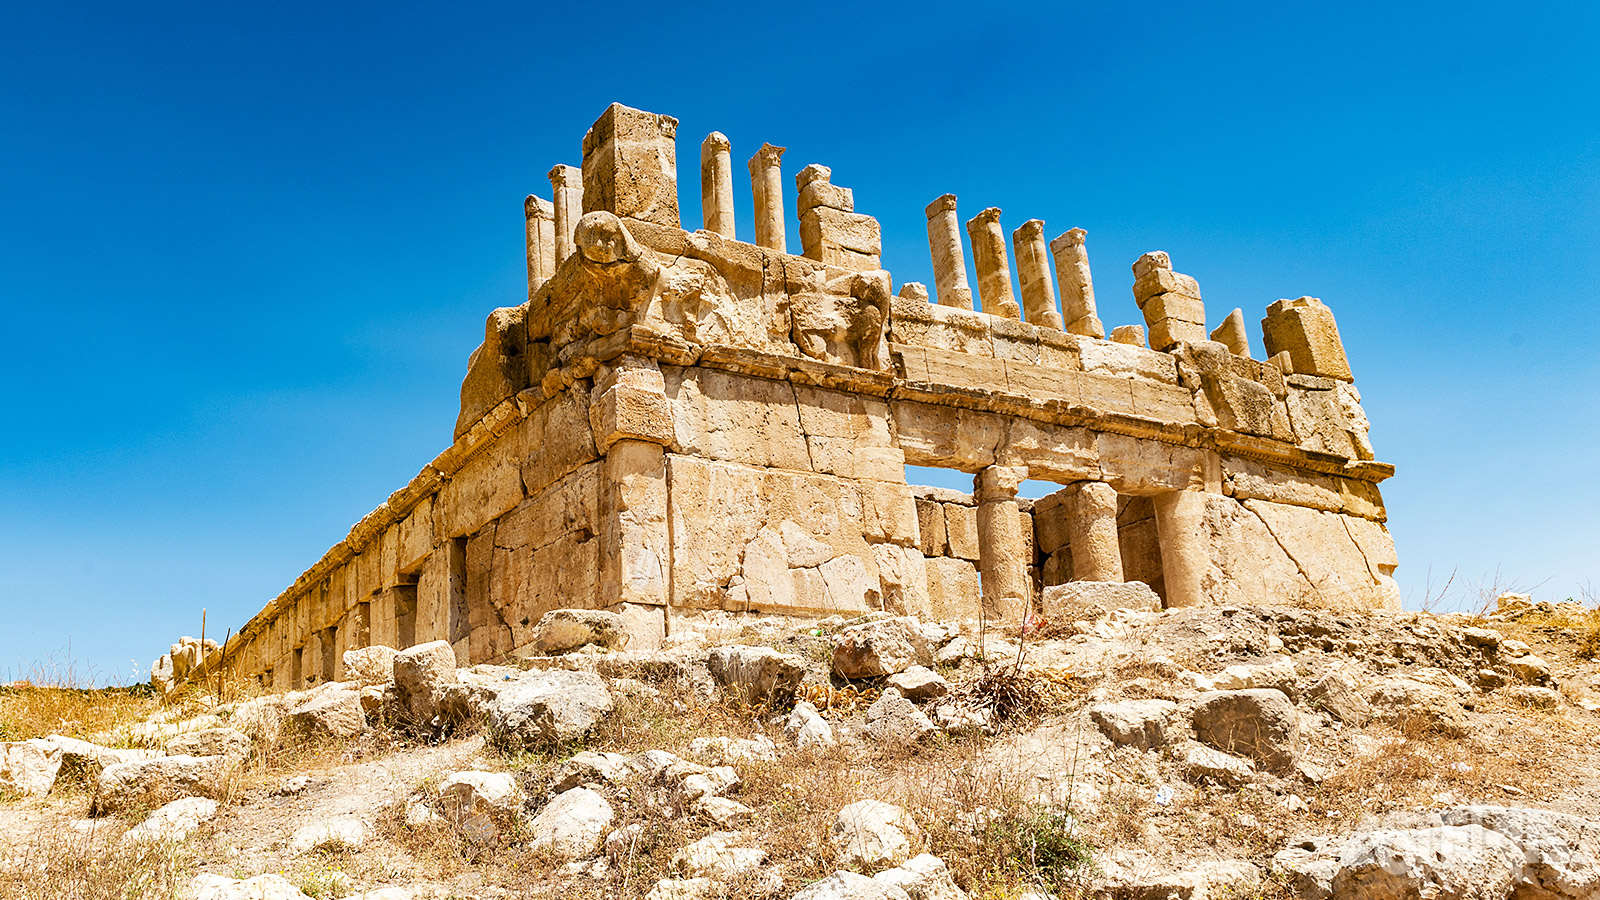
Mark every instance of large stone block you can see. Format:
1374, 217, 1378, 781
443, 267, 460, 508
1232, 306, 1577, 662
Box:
1261, 297, 1351, 381
799, 207, 882, 269
439, 428, 527, 540
664, 367, 811, 472
580, 103, 679, 227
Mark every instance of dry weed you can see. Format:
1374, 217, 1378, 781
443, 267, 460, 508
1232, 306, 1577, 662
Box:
0, 826, 192, 900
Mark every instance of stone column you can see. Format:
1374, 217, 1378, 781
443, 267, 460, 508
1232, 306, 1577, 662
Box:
748, 142, 786, 252
700, 132, 735, 237
965, 208, 1021, 319
1068, 481, 1123, 582
1153, 490, 1207, 608
525, 194, 556, 298
924, 194, 974, 310
548, 164, 583, 264
975, 465, 1031, 622
1049, 228, 1105, 338
1012, 219, 1064, 329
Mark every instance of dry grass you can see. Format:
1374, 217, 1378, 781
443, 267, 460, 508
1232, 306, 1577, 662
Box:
0, 825, 192, 900
0, 684, 161, 746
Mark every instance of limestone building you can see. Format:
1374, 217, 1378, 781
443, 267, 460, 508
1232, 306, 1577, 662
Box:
208, 103, 1399, 692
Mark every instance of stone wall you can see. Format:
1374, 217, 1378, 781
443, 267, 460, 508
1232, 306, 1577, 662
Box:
192, 102, 1401, 694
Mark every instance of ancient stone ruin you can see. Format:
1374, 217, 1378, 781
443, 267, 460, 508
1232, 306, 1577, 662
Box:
188, 103, 1398, 693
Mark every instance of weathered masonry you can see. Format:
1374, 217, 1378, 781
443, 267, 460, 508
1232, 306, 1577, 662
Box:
214, 103, 1399, 692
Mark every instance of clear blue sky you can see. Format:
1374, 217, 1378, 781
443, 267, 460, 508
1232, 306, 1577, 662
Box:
3, 2, 1596, 683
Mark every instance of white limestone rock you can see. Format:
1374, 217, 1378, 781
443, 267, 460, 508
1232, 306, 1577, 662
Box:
392, 640, 459, 725
833, 617, 933, 679
533, 609, 630, 654
873, 854, 969, 900
189, 873, 313, 900
341, 645, 398, 686
670, 830, 767, 879
528, 786, 614, 860
438, 770, 523, 842
166, 727, 252, 759
793, 871, 912, 900
486, 669, 614, 751
119, 796, 219, 844
688, 735, 778, 764
1088, 699, 1177, 750
288, 817, 369, 853
0, 738, 64, 797
1191, 689, 1299, 772
885, 666, 950, 702
93, 754, 233, 815
550, 750, 634, 792
832, 799, 921, 871
286, 688, 367, 740
864, 689, 937, 746
785, 701, 837, 750
706, 645, 806, 706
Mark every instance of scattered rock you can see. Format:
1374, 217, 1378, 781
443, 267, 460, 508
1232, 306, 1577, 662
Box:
670, 830, 767, 879
1332, 825, 1521, 900
645, 878, 724, 900
286, 688, 368, 740
1191, 689, 1299, 772
1305, 672, 1370, 725
1040, 581, 1161, 621
865, 690, 938, 746
885, 667, 950, 702
1200, 655, 1300, 699
832, 799, 921, 871
706, 645, 807, 706
792, 870, 911, 900
93, 754, 233, 815
1180, 742, 1257, 787
438, 771, 523, 842
392, 640, 459, 725
189, 873, 313, 900
166, 727, 253, 759
0, 738, 63, 797
120, 796, 219, 844
486, 669, 614, 751
1502, 685, 1562, 710
533, 609, 630, 654
1439, 805, 1600, 899
550, 750, 634, 792
288, 817, 369, 853
786, 701, 837, 750
342, 646, 398, 686
833, 618, 933, 679
1507, 654, 1554, 685
1096, 851, 1258, 900
695, 795, 756, 827
528, 786, 614, 860
873, 853, 969, 900
688, 735, 778, 764
1088, 699, 1176, 750
1365, 677, 1471, 738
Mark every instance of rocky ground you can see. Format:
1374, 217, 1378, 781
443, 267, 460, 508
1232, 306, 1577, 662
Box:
2, 593, 1598, 900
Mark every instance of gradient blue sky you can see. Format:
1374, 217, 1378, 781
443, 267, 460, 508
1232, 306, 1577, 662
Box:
3, 2, 1597, 683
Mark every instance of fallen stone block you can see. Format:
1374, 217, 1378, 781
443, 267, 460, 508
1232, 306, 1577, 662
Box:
486, 669, 614, 751
438, 770, 523, 843
1089, 699, 1176, 751
286, 688, 367, 740
341, 646, 398, 686
706, 645, 806, 706
392, 640, 459, 726
833, 618, 933, 679
533, 609, 630, 654
0, 738, 63, 797
528, 786, 614, 861
833, 798, 921, 871
93, 754, 234, 815
120, 796, 219, 844
1191, 688, 1299, 772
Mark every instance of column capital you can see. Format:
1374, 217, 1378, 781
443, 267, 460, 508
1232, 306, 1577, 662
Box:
747, 142, 785, 172
701, 131, 731, 153
924, 193, 958, 218
548, 163, 582, 188
525, 194, 554, 220
975, 465, 1029, 500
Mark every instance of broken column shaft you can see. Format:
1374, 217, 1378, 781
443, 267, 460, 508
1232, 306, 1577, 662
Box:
1049, 228, 1105, 338
748, 143, 786, 252
975, 465, 1031, 622
700, 132, 735, 238
548, 164, 583, 264
924, 194, 974, 309
966, 208, 1021, 319
1012, 219, 1064, 330
524, 194, 556, 299
1067, 482, 1123, 582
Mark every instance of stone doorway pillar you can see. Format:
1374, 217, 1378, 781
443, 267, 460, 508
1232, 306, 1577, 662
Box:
1154, 490, 1207, 608
1067, 481, 1123, 582
975, 465, 1031, 623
